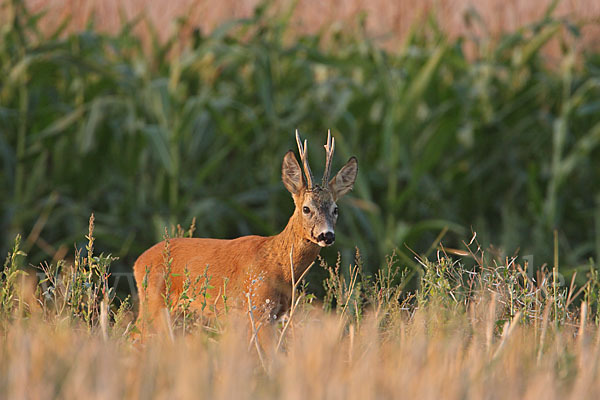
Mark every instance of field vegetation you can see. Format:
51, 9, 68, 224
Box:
2, 0, 600, 397
22, 0, 600, 54
3, 217, 600, 398
2, 0, 600, 280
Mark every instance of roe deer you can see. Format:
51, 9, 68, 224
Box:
133, 130, 358, 337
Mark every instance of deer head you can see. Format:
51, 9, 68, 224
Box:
281, 130, 358, 247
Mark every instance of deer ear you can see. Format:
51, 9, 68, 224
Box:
282, 150, 305, 195
329, 156, 358, 200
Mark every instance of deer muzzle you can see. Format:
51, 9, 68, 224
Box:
317, 231, 335, 247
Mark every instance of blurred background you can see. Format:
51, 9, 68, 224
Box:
2, 0, 600, 297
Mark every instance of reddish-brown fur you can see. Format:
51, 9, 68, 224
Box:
133, 214, 320, 326
133, 131, 357, 338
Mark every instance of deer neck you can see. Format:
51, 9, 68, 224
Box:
266, 210, 320, 283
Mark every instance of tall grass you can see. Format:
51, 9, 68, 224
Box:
2, 223, 600, 398
1, 0, 600, 291
4, 305, 600, 399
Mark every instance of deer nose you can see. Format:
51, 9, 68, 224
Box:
317, 231, 335, 245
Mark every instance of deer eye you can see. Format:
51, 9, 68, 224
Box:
302, 206, 311, 214
333, 206, 338, 216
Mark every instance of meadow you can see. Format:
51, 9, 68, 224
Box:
2, 0, 600, 397
2, 218, 600, 398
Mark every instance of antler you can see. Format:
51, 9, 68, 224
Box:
295, 129, 314, 189
322, 129, 335, 186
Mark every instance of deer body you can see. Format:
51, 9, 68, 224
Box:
133, 131, 357, 334
134, 217, 320, 324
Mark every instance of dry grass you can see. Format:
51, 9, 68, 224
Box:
2, 224, 600, 398
1, 303, 599, 399
22, 0, 600, 52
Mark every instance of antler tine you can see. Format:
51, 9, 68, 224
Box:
322, 129, 335, 186
295, 129, 314, 189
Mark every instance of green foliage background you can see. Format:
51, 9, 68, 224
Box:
2, 1, 600, 292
